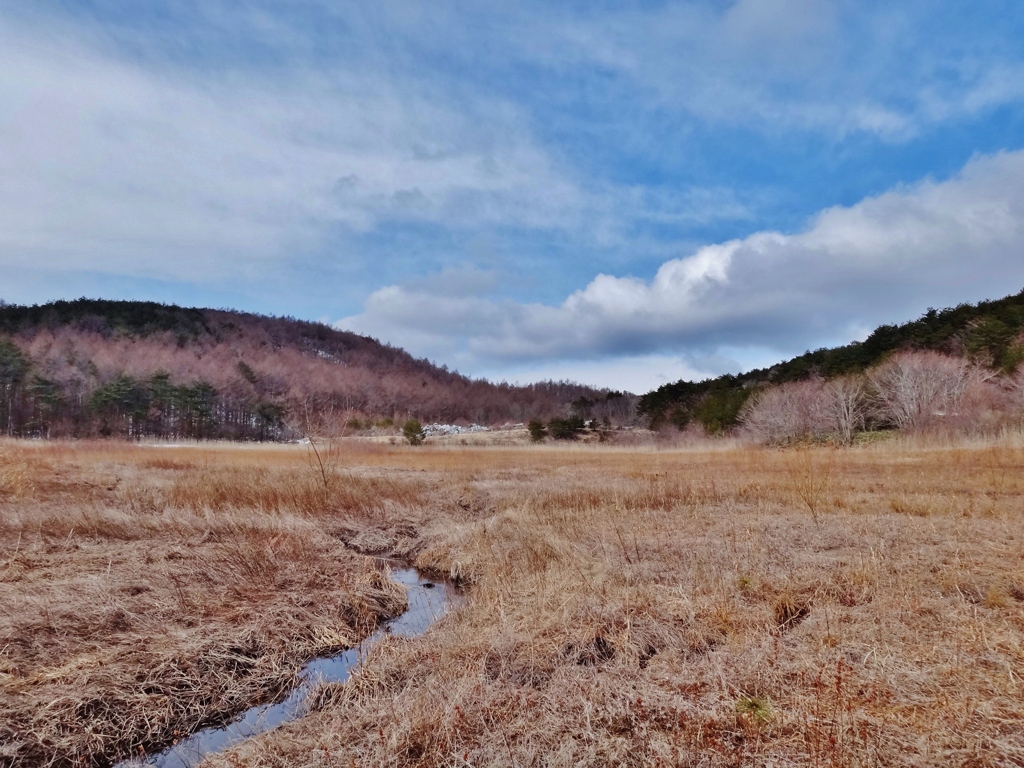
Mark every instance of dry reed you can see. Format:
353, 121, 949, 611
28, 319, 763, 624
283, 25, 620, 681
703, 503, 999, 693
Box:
203, 437, 1023, 767
3, 437, 1023, 766
0, 441, 417, 766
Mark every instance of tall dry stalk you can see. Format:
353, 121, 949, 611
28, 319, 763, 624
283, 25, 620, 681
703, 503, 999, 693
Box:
785, 448, 834, 525
293, 399, 351, 507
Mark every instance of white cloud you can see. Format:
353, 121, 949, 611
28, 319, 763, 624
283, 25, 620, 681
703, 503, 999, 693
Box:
520, 1, 1024, 140
340, 149, 1024, 374
480, 355, 724, 394
0, 15, 582, 283
0, 4, 771, 297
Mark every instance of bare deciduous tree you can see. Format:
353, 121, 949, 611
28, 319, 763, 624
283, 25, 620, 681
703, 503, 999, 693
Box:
821, 376, 868, 446
741, 379, 827, 444
868, 351, 993, 430
743, 375, 870, 445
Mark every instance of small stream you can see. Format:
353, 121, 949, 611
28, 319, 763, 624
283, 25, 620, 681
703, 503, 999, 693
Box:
119, 566, 455, 768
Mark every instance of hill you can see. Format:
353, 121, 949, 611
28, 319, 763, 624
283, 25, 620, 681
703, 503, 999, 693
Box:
0, 299, 623, 440
638, 287, 1024, 431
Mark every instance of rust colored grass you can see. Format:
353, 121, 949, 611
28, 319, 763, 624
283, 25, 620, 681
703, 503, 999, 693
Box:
3, 437, 1024, 766
0, 441, 417, 767
204, 437, 1023, 767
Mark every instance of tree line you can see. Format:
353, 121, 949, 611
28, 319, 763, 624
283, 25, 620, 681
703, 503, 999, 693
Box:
739, 350, 1024, 445
638, 288, 1024, 435
0, 299, 624, 440
0, 340, 284, 440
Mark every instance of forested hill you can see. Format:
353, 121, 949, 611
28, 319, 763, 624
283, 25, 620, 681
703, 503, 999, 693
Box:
639, 287, 1024, 431
0, 299, 625, 440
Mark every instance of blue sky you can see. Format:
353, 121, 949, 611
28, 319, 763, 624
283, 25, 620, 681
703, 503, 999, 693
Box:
3, 1, 1024, 391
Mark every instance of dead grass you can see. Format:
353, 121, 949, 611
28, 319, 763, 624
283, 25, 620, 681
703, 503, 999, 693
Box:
0, 441, 418, 767
3, 437, 1024, 766
201, 436, 1023, 768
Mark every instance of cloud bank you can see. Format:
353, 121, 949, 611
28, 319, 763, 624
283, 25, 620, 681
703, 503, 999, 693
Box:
0, 13, 580, 285
514, 0, 1024, 142
340, 149, 1024, 382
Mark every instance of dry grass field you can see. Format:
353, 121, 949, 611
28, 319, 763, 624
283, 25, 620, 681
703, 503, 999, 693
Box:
2, 436, 1023, 767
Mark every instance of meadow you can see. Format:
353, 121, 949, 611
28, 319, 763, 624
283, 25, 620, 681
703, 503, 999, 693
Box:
1, 435, 1022, 766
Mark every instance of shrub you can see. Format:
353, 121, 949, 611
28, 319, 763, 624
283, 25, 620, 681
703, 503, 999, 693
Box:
741, 375, 870, 445
736, 695, 773, 724
548, 415, 585, 440
527, 419, 547, 442
402, 418, 425, 446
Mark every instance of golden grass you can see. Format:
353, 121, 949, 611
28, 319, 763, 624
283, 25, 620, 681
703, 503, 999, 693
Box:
2, 436, 1023, 766
207, 437, 1022, 768
0, 440, 416, 766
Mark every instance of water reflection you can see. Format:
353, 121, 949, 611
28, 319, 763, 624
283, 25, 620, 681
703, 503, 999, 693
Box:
119, 566, 453, 768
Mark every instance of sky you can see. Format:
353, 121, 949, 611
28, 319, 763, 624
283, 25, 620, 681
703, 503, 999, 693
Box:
3, 1, 1024, 392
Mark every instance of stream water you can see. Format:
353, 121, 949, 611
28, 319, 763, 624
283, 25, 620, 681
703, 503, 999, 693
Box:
118, 566, 454, 768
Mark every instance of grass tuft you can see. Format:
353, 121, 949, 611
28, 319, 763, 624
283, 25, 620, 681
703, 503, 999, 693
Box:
736, 694, 773, 724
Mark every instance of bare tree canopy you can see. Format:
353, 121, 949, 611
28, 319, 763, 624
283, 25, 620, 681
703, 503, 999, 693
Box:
0, 300, 630, 440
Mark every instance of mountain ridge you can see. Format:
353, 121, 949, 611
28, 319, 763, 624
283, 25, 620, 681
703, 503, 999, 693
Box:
0, 298, 625, 440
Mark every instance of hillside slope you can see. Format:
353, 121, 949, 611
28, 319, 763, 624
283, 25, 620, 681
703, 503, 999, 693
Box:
639, 287, 1024, 431
0, 299, 619, 440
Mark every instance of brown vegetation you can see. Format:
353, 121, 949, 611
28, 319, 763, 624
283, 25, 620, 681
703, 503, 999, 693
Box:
0, 441, 416, 766
741, 350, 1019, 445
0, 302, 628, 440
3, 436, 1024, 766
